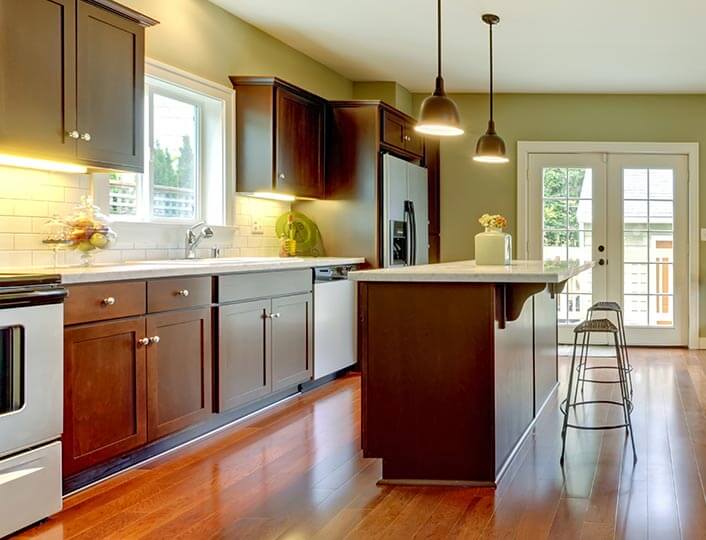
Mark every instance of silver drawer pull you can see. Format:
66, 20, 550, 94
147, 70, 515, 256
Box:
177, 289, 190, 297
102, 296, 116, 306
149, 335, 160, 344
138, 337, 150, 346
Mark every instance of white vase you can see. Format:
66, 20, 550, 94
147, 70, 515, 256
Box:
475, 227, 512, 266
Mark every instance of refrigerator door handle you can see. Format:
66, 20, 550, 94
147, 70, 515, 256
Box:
405, 200, 416, 265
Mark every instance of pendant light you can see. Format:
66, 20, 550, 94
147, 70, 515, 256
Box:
474, 14, 509, 163
415, 0, 464, 136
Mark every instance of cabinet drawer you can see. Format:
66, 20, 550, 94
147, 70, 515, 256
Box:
147, 277, 212, 313
382, 110, 406, 150
65, 281, 146, 325
218, 270, 312, 303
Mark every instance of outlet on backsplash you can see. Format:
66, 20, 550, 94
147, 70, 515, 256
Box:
251, 218, 264, 235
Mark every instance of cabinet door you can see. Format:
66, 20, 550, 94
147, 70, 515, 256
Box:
76, 0, 144, 171
0, 0, 77, 160
63, 318, 147, 476
271, 293, 313, 391
146, 308, 212, 441
275, 87, 324, 198
217, 300, 271, 411
404, 124, 424, 157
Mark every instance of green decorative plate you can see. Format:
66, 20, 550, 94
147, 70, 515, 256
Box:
275, 211, 324, 256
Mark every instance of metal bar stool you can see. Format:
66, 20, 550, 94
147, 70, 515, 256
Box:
573, 301, 633, 402
560, 318, 637, 465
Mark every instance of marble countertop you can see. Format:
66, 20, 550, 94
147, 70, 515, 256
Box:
349, 259, 593, 283
21, 256, 366, 284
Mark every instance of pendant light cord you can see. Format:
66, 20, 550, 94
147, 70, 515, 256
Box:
437, 0, 442, 78
489, 21, 494, 123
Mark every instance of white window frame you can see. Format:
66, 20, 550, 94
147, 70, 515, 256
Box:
516, 141, 700, 349
94, 58, 235, 227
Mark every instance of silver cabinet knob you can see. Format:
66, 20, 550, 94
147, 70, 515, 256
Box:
177, 289, 190, 297
149, 335, 161, 344
102, 296, 116, 306
80, 132, 92, 142
138, 337, 150, 346
278, 173, 286, 180
268, 312, 281, 319
67, 130, 80, 139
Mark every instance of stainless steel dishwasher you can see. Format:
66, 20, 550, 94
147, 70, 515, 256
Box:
313, 265, 357, 380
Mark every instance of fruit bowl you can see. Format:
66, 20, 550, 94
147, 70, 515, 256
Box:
65, 196, 117, 266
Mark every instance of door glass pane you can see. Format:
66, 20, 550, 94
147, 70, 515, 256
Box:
541, 167, 593, 324
624, 295, 648, 325
150, 92, 199, 220
622, 168, 675, 327
0, 326, 24, 415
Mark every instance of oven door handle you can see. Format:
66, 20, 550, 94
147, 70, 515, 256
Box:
0, 288, 67, 308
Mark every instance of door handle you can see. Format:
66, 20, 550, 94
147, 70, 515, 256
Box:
598, 258, 606, 266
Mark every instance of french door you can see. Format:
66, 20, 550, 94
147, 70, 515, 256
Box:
528, 153, 688, 346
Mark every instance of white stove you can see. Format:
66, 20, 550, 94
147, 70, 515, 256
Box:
0, 274, 66, 537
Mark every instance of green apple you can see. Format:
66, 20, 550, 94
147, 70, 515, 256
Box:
77, 241, 95, 252
90, 232, 109, 249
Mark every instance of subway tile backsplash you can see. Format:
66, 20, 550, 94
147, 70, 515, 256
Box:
0, 166, 288, 267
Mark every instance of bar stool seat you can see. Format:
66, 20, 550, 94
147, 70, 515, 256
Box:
560, 318, 637, 465
577, 301, 634, 397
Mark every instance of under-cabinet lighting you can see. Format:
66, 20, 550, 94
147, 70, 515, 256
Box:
0, 154, 88, 174
249, 192, 296, 202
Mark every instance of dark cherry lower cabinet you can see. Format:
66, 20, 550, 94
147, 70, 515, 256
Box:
217, 293, 313, 412
146, 308, 212, 440
63, 304, 212, 477
218, 300, 271, 411
63, 318, 147, 476
271, 294, 312, 391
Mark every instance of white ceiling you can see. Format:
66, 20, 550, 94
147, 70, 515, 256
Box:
210, 0, 706, 94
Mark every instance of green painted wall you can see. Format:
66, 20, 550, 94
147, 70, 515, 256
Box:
412, 92, 706, 334
122, 0, 353, 99
353, 81, 413, 115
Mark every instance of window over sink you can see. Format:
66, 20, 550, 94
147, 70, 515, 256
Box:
94, 59, 234, 226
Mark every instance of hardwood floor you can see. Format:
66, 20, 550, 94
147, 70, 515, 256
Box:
13, 348, 706, 539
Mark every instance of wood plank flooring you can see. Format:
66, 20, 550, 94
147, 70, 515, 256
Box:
12, 348, 706, 539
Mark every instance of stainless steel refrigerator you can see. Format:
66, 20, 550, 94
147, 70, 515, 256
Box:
382, 154, 429, 267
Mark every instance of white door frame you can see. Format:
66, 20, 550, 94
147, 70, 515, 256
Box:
517, 141, 700, 349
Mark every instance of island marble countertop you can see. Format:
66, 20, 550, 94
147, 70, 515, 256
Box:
349, 259, 593, 283
19, 256, 366, 284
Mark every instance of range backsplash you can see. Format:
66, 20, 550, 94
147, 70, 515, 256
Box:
0, 165, 288, 267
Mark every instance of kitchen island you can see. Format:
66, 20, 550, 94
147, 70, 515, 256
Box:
349, 259, 593, 487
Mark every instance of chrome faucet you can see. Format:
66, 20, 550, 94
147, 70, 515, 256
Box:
185, 221, 214, 259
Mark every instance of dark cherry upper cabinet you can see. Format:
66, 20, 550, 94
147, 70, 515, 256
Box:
231, 77, 326, 199
0, 0, 77, 161
63, 318, 147, 476
381, 108, 424, 159
0, 0, 157, 171
146, 308, 212, 441
76, 1, 147, 171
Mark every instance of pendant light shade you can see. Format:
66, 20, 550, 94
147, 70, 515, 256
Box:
474, 14, 509, 163
415, 0, 463, 136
